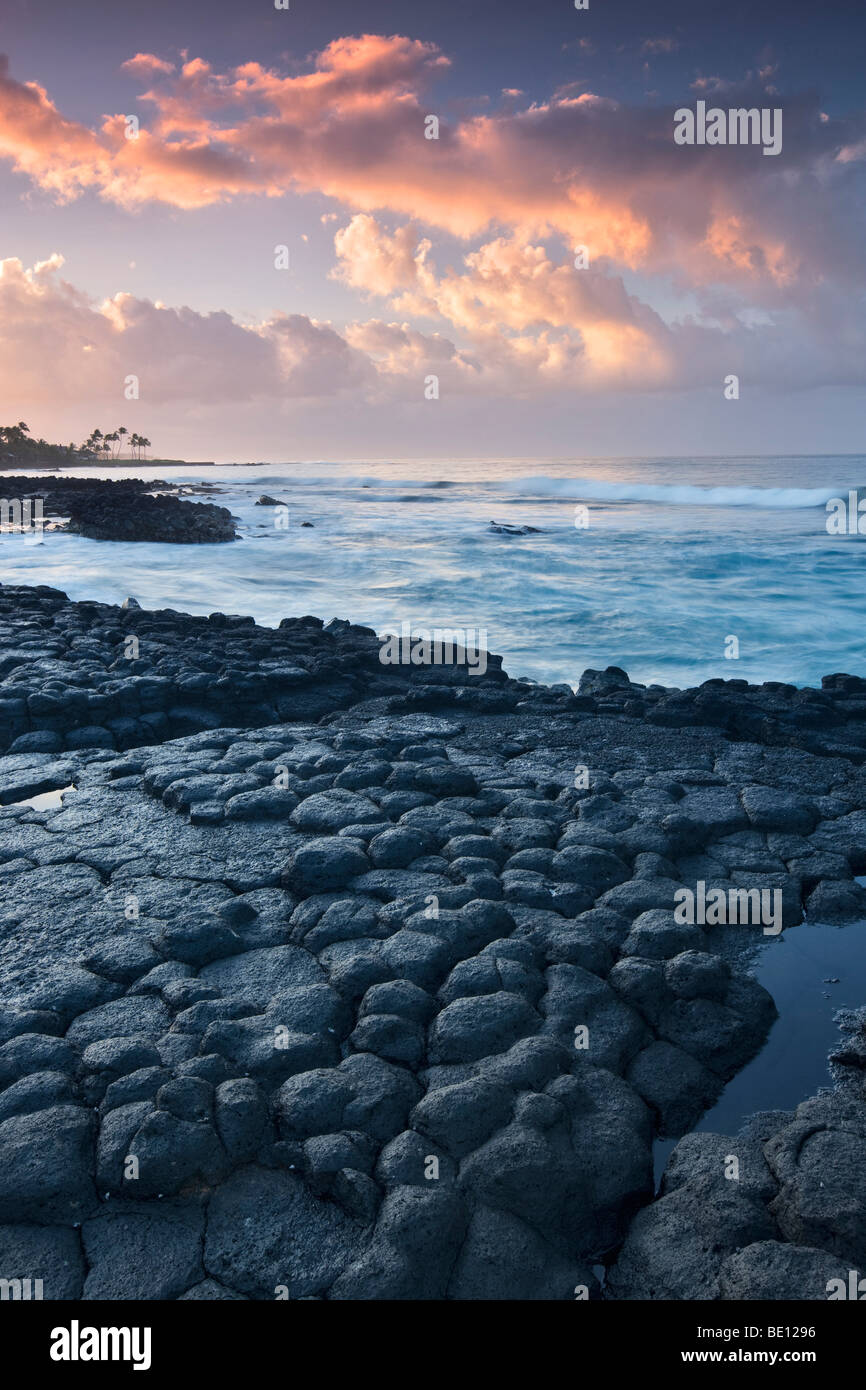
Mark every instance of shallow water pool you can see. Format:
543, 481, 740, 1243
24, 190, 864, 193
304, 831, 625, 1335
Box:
653, 916, 866, 1186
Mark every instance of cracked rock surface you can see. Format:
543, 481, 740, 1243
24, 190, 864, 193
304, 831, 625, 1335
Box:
0, 584, 864, 1299
608, 1012, 866, 1300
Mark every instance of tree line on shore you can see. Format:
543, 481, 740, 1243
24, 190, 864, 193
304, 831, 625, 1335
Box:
0, 422, 152, 465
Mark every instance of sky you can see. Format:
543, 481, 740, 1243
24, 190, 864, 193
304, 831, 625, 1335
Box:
0, 0, 865, 461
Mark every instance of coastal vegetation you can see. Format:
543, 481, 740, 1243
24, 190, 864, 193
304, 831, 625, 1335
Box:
0, 421, 151, 465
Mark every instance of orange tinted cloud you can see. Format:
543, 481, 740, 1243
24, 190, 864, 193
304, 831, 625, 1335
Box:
0, 54, 109, 200
121, 54, 177, 79
3, 38, 853, 292
0, 254, 372, 402
335, 219, 677, 389
3, 253, 863, 413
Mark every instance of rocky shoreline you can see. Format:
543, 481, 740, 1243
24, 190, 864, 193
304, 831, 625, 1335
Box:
0, 477, 236, 543
0, 583, 864, 1299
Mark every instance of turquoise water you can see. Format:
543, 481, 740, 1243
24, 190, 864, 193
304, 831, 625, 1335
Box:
0, 454, 863, 688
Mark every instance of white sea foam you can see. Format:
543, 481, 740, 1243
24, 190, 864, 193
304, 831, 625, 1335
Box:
502, 476, 845, 507
0, 457, 861, 690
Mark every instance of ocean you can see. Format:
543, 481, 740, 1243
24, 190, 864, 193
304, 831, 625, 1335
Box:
0, 453, 863, 690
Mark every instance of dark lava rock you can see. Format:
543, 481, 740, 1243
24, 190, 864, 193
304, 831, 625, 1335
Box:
82, 1202, 205, 1299
0, 1106, 96, 1223
719, 1240, 853, 1300
66, 490, 237, 544
204, 1166, 366, 1299
284, 838, 370, 894
2, 582, 866, 1301
0, 1222, 85, 1299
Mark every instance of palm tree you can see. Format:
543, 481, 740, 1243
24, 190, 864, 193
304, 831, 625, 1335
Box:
116, 426, 129, 458
138, 436, 151, 461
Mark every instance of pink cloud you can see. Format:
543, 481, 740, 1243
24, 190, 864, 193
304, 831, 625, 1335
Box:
332, 215, 432, 296
0, 39, 862, 300
0, 254, 372, 403
121, 54, 177, 79
2, 253, 864, 417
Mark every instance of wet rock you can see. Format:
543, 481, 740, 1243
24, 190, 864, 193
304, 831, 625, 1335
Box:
3, 582, 866, 1300
67, 491, 237, 544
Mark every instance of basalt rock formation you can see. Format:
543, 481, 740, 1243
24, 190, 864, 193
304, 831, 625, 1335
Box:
0, 478, 237, 544
0, 584, 863, 1299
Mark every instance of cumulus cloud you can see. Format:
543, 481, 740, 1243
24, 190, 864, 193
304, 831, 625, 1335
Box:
121, 54, 177, 79
1, 38, 864, 298
332, 216, 866, 393
332, 215, 432, 297
2, 250, 864, 417
2, 33, 865, 410
0, 255, 372, 403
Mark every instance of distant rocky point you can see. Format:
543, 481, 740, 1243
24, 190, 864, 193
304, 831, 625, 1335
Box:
0, 477, 236, 544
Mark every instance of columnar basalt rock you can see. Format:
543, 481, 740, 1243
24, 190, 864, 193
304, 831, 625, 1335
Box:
608, 1017, 866, 1300
0, 585, 864, 1299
